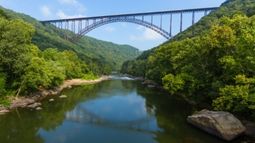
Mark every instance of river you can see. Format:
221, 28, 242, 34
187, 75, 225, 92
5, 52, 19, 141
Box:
0, 76, 237, 143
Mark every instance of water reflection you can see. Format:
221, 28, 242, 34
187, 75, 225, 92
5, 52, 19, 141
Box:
0, 79, 233, 143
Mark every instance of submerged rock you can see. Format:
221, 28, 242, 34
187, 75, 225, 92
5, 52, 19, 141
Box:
59, 95, 67, 98
49, 98, 55, 102
187, 109, 246, 141
27, 102, 42, 109
142, 80, 156, 85
147, 84, 156, 88
36, 107, 42, 111
0, 109, 10, 115
50, 90, 59, 96
10, 98, 35, 109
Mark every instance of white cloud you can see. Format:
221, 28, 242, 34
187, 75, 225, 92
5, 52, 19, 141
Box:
56, 0, 86, 19
143, 28, 162, 40
58, 0, 86, 13
104, 26, 115, 33
40, 5, 51, 17
56, 10, 85, 19
58, 0, 78, 5
130, 26, 163, 41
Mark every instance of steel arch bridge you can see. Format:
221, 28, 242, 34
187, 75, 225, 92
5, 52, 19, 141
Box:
41, 7, 218, 41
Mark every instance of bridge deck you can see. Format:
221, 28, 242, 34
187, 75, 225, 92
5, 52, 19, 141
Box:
41, 7, 218, 23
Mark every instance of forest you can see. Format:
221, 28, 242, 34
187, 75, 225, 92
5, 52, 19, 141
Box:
121, 0, 255, 120
0, 6, 140, 105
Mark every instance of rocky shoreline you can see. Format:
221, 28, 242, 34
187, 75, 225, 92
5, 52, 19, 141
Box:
126, 74, 255, 142
0, 76, 110, 115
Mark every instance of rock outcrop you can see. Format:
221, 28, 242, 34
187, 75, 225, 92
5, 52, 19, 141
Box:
27, 102, 42, 109
187, 109, 246, 141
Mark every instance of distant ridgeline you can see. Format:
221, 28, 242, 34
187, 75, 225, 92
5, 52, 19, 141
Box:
0, 6, 140, 100
121, 0, 255, 120
0, 6, 140, 74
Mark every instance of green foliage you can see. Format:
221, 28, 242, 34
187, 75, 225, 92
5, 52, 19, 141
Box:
0, 97, 11, 107
42, 48, 85, 79
0, 6, 140, 74
161, 14, 255, 114
0, 5, 140, 97
121, 60, 146, 77
122, 5, 255, 118
82, 72, 99, 80
0, 18, 35, 80
0, 15, 101, 96
212, 85, 250, 112
21, 56, 67, 92
0, 73, 6, 96
162, 74, 185, 94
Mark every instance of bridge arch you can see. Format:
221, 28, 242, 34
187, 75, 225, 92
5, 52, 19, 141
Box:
41, 7, 218, 41
76, 17, 170, 40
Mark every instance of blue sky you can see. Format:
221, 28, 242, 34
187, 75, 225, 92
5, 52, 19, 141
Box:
0, 0, 226, 50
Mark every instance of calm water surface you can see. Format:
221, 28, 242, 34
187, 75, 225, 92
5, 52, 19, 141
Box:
0, 77, 233, 143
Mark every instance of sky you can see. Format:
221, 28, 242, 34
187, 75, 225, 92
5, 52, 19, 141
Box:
0, 0, 226, 50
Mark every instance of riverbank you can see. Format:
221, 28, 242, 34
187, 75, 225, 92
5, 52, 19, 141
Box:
125, 74, 255, 142
0, 76, 110, 115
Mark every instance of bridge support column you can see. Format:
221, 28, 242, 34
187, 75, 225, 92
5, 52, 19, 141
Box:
169, 14, 172, 37
192, 11, 195, 25
204, 10, 208, 16
151, 15, 153, 25
180, 12, 183, 32
160, 14, 162, 29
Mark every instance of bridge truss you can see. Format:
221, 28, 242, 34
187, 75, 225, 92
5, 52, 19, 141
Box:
41, 7, 218, 41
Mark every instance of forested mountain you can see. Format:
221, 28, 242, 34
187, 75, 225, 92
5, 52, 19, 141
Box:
0, 6, 140, 74
121, 0, 255, 120
0, 5, 140, 103
122, 0, 255, 76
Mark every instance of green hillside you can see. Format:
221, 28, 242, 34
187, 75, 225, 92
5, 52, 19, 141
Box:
122, 0, 255, 76
0, 6, 140, 74
0, 5, 140, 103
122, 0, 255, 77
121, 0, 255, 119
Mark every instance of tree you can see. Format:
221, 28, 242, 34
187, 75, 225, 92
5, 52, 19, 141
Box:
0, 18, 35, 83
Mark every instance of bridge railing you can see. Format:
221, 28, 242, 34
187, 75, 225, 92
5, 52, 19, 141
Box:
41, 7, 218, 41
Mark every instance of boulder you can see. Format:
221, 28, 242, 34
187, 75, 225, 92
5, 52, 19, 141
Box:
27, 102, 42, 108
10, 98, 35, 109
49, 90, 59, 96
187, 109, 246, 141
40, 90, 50, 97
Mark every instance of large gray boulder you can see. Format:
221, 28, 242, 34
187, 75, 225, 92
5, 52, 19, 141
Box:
187, 109, 246, 141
